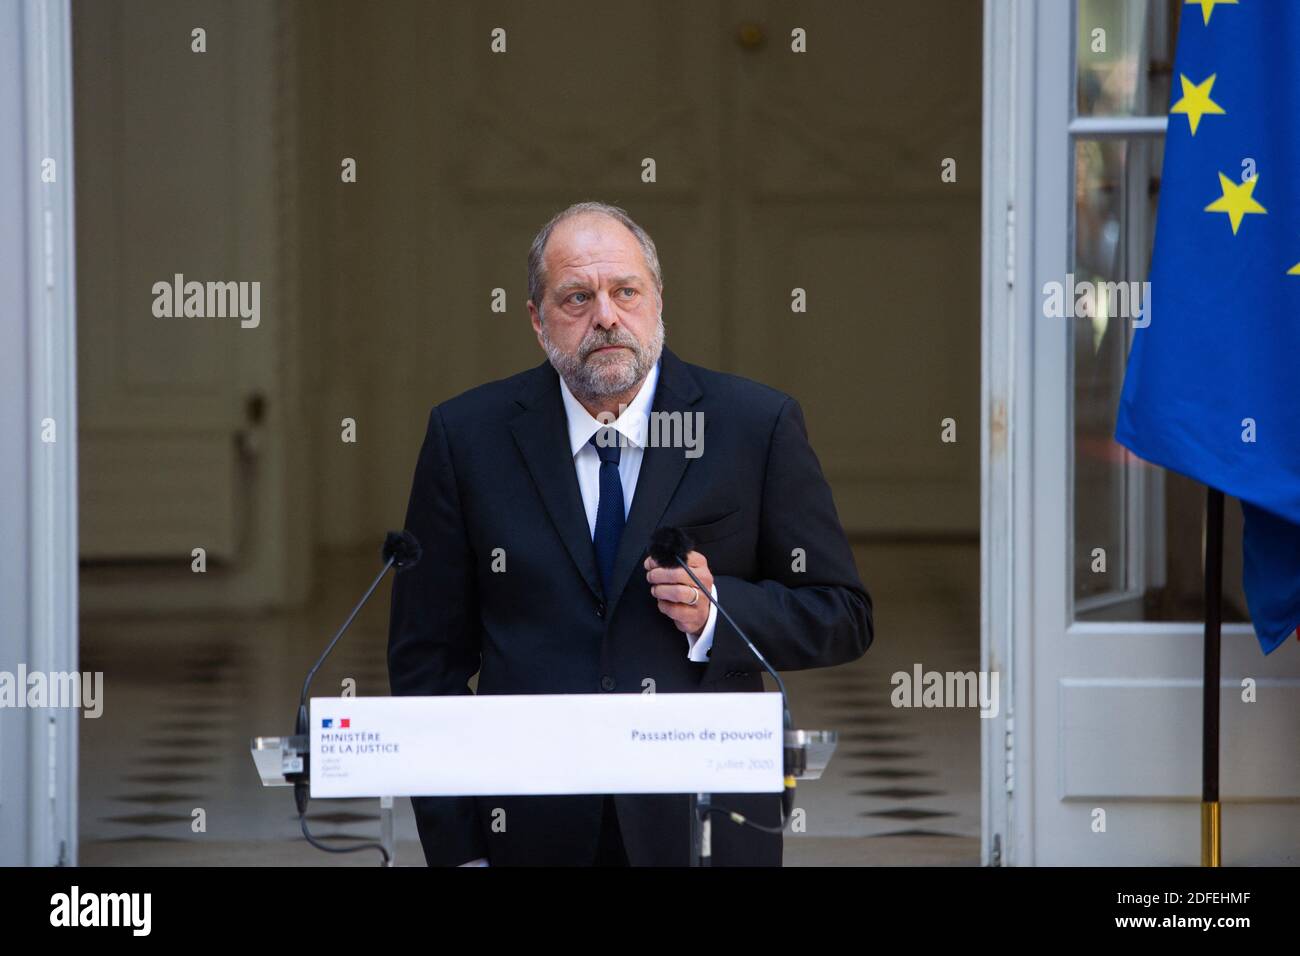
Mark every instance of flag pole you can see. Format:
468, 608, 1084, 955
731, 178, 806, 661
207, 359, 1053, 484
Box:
1201, 486, 1224, 867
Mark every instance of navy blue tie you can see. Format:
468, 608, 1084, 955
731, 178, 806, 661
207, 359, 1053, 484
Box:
590, 429, 625, 597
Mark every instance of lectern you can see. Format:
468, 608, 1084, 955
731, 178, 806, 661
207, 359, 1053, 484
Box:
252, 692, 837, 866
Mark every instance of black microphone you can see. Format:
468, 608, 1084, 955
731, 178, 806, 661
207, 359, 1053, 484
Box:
648, 527, 798, 827
382, 529, 422, 570
290, 530, 422, 864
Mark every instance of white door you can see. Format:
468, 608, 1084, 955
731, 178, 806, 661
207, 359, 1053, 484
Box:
982, 0, 1300, 865
74, 0, 307, 611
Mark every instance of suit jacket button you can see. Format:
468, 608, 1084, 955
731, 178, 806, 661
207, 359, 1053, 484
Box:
595, 601, 606, 619
600, 676, 616, 691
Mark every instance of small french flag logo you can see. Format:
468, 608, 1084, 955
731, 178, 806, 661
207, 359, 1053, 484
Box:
321, 718, 351, 728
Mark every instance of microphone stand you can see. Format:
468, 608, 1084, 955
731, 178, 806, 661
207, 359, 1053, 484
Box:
290, 531, 421, 866
295, 555, 395, 743
663, 552, 796, 867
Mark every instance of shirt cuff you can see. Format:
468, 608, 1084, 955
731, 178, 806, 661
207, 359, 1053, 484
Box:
685, 584, 719, 662
458, 857, 490, 867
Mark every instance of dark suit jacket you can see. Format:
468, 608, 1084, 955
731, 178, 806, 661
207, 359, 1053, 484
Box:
387, 347, 872, 866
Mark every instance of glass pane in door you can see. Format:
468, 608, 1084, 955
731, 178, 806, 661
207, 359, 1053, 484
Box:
1070, 0, 1248, 626
1076, 0, 1178, 117
1072, 136, 1156, 612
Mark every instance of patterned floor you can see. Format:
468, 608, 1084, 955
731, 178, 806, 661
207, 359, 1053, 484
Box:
780, 541, 981, 862
79, 542, 980, 865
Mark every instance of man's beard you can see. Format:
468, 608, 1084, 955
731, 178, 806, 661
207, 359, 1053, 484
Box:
540, 314, 665, 404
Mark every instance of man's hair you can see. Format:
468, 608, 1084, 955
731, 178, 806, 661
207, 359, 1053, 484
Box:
527, 201, 663, 320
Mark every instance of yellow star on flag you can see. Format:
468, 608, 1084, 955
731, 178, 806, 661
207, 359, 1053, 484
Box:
1288, 261, 1300, 276
1204, 172, 1266, 234
1186, 0, 1239, 26
1170, 74, 1225, 135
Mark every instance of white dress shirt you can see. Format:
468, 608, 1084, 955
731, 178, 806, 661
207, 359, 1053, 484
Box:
556, 360, 718, 662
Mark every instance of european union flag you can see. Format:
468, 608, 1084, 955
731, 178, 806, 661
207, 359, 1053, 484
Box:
1116, 0, 1300, 655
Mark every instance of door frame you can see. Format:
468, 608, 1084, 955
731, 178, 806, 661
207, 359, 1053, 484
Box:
980, 0, 1035, 867
0, 0, 79, 866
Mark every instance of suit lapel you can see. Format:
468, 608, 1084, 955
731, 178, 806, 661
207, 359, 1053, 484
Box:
604, 348, 703, 616
509, 362, 604, 601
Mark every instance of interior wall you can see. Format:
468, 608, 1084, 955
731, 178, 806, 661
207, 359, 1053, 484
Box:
73, 0, 982, 605
298, 0, 982, 552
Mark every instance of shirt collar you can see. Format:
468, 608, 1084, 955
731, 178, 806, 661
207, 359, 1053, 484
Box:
558, 359, 660, 458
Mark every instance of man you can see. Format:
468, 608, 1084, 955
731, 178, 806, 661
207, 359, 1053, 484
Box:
388, 201, 872, 866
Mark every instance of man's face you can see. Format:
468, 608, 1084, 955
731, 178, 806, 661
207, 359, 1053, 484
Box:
529, 214, 664, 404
